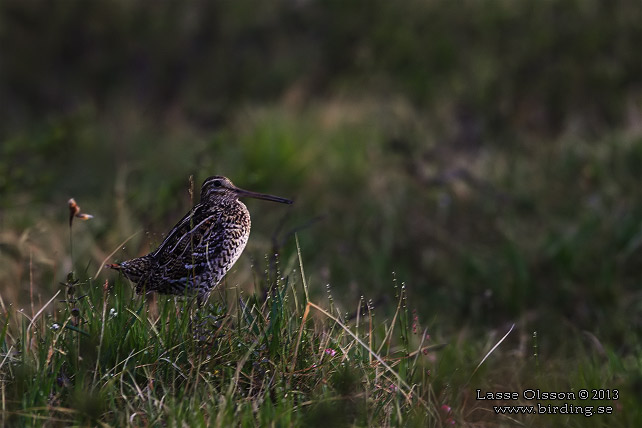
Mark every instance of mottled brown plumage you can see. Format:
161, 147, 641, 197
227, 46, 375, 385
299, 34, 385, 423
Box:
108, 176, 292, 297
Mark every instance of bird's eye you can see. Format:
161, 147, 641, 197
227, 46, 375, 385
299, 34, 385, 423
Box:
213, 180, 222, 187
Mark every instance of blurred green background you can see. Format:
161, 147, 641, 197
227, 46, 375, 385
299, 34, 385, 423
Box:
1, 0, 641, 355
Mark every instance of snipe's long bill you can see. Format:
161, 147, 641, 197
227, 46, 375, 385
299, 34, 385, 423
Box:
107, 176, 292, 297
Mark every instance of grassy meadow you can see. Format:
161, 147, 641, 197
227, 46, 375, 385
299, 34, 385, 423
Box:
1, 1, 641, 426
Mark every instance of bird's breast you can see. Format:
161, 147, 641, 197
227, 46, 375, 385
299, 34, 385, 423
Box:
213, 200, 251, 276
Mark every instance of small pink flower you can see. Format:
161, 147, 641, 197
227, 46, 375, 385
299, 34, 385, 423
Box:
388, 384, 398, 392
441, 404, 451, 413
324, 348, 336, 357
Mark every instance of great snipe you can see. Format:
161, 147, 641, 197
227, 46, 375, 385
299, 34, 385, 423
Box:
108, 176, 292, 298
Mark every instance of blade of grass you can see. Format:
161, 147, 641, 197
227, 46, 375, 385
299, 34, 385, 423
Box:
469, 323, 515, 382
64, 324, 90, 337
93, 282, 109, 386
289, 302, 310, 381
295, 234, 309, 303
26, 290, 61, 334
0, 311, 10, 350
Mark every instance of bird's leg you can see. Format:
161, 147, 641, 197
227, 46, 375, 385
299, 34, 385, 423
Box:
186, 293, 207, 341
145, 292, 158, 320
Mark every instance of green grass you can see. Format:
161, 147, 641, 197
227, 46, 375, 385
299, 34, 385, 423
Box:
0, 234, 442, 426
0, 221, 638, 426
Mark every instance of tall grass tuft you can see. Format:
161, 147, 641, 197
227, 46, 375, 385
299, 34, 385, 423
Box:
0, 221, 449, 427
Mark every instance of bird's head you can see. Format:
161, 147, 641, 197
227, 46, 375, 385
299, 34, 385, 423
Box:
201, 176, 293, 205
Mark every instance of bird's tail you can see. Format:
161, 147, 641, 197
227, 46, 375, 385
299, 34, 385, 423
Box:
107, 256, 153, 284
